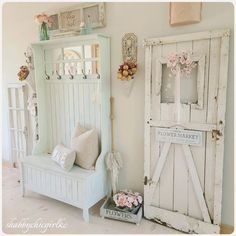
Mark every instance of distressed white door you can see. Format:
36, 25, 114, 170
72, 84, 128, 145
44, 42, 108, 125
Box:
144, 29, 230, 234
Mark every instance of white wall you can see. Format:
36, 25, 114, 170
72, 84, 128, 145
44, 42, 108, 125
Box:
2, 2, 234, 226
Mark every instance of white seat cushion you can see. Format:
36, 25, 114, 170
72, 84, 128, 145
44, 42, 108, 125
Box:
21, 154, 95, 179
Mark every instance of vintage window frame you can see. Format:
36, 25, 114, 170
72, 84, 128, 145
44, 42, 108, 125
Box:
155, 54, 206, 110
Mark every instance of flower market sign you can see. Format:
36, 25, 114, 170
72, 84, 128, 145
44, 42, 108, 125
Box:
156, 128, 203, 146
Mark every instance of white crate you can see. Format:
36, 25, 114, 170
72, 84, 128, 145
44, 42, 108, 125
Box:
100, 197, 142, 225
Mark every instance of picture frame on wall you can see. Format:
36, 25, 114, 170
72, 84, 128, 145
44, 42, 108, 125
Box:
83, 3, 105, 28
60, 8, 81, 32
47, 3, 105, 37
48, 13, 60, 34
169, 2, 202, 26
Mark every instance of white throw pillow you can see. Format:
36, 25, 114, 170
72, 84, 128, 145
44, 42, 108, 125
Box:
52, 144, 76, 171
71, 125, 99, 170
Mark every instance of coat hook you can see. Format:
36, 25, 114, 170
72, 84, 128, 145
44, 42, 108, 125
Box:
82, 69, 87, 79
96, 68, 100, 79
45, 70, 50, 80
56, 70, 62, 80
68, 69, 74, 80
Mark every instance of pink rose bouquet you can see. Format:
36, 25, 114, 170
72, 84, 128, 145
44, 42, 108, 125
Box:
113, 190, 142, 212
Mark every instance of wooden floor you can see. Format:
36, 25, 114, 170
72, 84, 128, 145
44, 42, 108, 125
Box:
2, 166, 180, 234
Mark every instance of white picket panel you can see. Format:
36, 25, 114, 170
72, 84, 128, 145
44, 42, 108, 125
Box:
45, 80, 101, 151
144, 29, 230, 233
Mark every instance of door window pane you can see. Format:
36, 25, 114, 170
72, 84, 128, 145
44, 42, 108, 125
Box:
161, 63, 198, 104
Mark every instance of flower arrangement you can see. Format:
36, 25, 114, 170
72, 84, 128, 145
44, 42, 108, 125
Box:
117, 61, 137, 81
113, 190, 142, 212
34, 13, 53, 41
167, 51, 196, 76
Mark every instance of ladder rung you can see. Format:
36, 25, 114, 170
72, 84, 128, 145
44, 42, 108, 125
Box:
9, 107, 25, 111
12, 148, 25, 152
10, 128, 24, 132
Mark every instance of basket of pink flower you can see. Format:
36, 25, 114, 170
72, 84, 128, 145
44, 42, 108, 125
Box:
100, 190, 143, 225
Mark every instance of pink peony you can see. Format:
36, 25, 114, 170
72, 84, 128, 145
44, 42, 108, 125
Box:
117, 195, 127, 207
113, 190, 143, 209
34, 14, 44, 24
34, 13, 53, 27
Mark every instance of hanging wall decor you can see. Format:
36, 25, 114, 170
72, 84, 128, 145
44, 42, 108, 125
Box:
17, 66, 29, 81
169, 2, 202, 26
44, 3, 105, 39
122, 33, 138, 62
117, 33, 138, 96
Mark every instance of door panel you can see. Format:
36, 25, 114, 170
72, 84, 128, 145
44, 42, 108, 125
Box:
144, 29, 230, 233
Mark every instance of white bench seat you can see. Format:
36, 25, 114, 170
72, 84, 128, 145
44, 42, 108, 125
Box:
21, 153, 108, 222
22, 154, 95, 179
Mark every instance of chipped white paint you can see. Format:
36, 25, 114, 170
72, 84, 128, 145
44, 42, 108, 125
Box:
144, 29, 230, 233
145, 205, 219, 234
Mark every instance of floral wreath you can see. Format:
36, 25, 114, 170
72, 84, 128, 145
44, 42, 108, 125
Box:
167, 51, 196, 76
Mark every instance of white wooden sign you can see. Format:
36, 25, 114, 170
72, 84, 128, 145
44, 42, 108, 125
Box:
156, 128, 202, 146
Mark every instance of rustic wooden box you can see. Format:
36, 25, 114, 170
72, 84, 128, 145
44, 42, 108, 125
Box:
100, 197, 143, 225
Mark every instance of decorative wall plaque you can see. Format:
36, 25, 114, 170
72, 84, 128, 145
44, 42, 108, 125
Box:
122, 33, 138, 62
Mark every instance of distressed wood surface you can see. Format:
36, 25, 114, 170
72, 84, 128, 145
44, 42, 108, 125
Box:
145, 205, 220, 234
213, 33, 230, 225
190, 39, 209, 123
143, 28, 230, 46
144, 29, 230, 233
182, 145, 211, 223
144, 45, 152, 180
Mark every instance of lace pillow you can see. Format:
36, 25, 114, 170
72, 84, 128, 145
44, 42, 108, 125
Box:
51, 144, 76, 171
